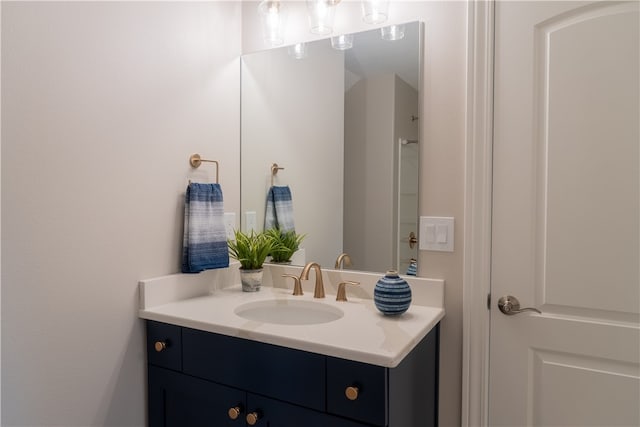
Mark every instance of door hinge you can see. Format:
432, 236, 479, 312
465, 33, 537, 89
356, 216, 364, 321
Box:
487, 293, 491, 310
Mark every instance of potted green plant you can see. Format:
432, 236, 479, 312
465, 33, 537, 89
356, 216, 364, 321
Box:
265, 228, 306, 264
228, 229, 275, 292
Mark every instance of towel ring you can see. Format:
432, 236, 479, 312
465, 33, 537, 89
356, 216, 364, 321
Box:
190, 154, 219, 184
271, 163, 284, 186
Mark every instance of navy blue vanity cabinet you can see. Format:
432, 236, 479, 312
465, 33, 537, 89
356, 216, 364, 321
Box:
246, 393, 368, 427
148, 365, 245, 427
181, 328, 327, 412
146, 320, 439, 427
326, 324, 439, 426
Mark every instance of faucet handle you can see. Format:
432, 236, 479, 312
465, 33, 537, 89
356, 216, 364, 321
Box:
282, 274, 303, 296
336, 281, 360, 302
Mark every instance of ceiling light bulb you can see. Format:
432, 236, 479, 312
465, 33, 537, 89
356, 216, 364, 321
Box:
331, 34, 354, 50
380, 24, 405, 41
288, 43, 308, 59
259, 0, 287, 47
361, 0, 389, 24
307, 0, 337, 35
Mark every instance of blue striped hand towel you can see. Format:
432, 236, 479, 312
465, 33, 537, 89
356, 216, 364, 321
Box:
182, 183, 229, 273
264, 186, 295, 232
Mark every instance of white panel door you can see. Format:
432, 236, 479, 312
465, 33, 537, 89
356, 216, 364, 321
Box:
490, 2, 640, 426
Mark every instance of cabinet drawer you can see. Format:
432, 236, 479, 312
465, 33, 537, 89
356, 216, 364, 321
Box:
182, 328, 326, 412
327, 357, 388, 426
146, 321, 182, 371
247, 393, 368, 427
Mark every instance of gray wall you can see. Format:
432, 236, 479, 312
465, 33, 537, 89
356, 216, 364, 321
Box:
1, 2, 241, 425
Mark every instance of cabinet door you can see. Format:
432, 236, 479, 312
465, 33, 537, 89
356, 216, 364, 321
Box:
149, 365, 245, 427
326, 357, 387, 426
245, 394, 367, 427
183, 328, 326, 411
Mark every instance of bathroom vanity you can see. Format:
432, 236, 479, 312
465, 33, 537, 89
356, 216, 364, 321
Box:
147, 320, 438, 426
139, 265, 444, 427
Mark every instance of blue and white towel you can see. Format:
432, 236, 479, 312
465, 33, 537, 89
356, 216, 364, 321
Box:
264, 185, 295, 232
182, 183, 229, 273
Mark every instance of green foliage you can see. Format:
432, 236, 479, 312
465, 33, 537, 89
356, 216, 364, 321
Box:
228, 229, 275, 270
265, 228, 306, 263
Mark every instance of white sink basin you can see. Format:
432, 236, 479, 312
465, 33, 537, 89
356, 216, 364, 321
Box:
234, 299, 344, 325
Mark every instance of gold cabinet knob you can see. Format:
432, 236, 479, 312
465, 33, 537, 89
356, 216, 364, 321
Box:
154, 341, 167, 352
246, 411, 260, 425
228, 406, 242, 420
345, 386, 359, 401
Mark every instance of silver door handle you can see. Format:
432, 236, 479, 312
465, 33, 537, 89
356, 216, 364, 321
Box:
498, 295, 541, 315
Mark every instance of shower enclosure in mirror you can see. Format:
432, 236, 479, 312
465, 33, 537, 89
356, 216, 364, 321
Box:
241, 21, 421, 274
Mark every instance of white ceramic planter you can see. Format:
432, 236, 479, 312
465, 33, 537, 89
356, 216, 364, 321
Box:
240, 268, 263, 292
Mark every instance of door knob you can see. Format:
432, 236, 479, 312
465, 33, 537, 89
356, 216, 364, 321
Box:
498, 295, 541, 315
408, 232, 417, 249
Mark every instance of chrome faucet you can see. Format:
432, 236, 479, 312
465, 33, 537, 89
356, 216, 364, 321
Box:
300, 262, 325, 298
334, 253, 352, 269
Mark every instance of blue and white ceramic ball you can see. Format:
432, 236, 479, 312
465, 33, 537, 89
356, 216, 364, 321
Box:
374, 270, 412, 316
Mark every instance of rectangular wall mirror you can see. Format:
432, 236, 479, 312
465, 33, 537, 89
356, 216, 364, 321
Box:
241, 21, 422, 274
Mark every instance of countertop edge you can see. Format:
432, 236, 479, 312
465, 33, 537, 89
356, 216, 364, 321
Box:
139, 306, 445, 368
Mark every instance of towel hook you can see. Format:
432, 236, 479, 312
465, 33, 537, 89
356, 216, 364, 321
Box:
190, 154, 219, 184
271, 163, 284, 186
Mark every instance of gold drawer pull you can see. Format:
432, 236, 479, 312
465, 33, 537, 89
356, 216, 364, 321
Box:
154, 341, 167, 352
345, 386, 359, 401
246, 411, 260, 425
228, 406, 242, 420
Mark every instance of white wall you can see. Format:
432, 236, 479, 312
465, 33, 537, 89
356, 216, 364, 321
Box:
241, 45, 344, 267
344, 74, 395, 272
1, 2, 241, 425
243, 2, 467, 425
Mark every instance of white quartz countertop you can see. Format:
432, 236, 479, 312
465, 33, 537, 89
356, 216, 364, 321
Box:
139, 264, 445, 368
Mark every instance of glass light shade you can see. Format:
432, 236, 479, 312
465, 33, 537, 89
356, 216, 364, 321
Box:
361, 0, 388, 24
259, 0, 287, 47
380, 24, 405, 41
307, 0, 336, 35
288, 43, 308, 59
331, 34, 354, 50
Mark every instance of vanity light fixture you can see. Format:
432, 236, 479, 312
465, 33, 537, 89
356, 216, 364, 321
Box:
331, 34, 354, 50
259, 0, 287, 47
307, 0, 338, 35
361, 0, 389, 24
380, 24, 405, 41
288, 42, 308, 59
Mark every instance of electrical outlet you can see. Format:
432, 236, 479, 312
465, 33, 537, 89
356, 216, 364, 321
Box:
224, 212, 236, 240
